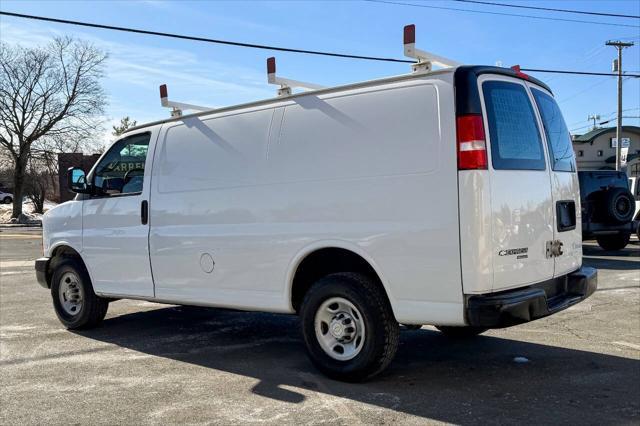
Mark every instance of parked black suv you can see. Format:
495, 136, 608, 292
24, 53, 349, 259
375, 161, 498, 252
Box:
579, 170, 637, 250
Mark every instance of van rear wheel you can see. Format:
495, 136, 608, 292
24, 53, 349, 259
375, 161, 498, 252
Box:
436, 326, 487, 338
596, 233, 630, 251
51, 257, 109, 329
300, 272, 399, 382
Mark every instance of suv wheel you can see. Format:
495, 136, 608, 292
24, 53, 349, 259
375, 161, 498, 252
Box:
300, 272, 399, 382
596, 233, 631, 251
605, 188, 634, 223
2, 196, 11, 204
51, 257, 109, 329
436, 326, 487, 338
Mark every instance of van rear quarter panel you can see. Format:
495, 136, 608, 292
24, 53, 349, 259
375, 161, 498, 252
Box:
149, 75, 464, 325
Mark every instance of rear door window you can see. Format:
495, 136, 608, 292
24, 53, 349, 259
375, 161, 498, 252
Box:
482, 81, 546, 170
531, 88, 576, 172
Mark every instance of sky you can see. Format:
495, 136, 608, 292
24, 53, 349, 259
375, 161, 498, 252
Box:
1, 0, 639, 149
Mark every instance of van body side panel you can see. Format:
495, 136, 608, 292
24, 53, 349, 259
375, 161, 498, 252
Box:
149, 77, 464, 324
149, 108, 285, 311
271, 81, 462, 324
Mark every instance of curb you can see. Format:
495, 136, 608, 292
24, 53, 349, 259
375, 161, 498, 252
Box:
0, 223, 42, 229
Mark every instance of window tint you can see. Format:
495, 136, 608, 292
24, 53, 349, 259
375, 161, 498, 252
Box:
532, 88, 576, 172
482, 81, 545, 170
93, 133, 150, 195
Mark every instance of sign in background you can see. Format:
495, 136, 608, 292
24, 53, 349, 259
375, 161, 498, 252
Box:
610, 137, 631, 148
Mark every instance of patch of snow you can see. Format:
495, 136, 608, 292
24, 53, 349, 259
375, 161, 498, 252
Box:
513, 356, 530, 364
0, 199, 57, 224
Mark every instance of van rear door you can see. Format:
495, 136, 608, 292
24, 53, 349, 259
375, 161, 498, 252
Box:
529, 85, 581, 276
479, 76, 555, 291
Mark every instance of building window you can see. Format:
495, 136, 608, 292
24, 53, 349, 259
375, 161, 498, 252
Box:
597, 150, 603, 157
577, 150, 584, 157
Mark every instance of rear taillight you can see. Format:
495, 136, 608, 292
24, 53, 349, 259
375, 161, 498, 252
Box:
457, 114, 488, 170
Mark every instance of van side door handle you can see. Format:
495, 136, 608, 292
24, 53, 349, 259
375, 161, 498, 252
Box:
141, 200, 148, 225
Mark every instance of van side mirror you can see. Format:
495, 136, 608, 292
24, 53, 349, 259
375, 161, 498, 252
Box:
67, 167, 89, 193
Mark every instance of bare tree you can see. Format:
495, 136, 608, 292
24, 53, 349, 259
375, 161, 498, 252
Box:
112, 116, 137, 137
0, 37, 107, 219
25, 151, 58, 214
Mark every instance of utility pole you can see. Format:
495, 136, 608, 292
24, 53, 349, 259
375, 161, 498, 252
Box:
606, 40, 634, 171
587, 114, 600, 130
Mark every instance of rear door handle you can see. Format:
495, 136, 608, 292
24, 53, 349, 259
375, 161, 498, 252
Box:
556, 200, 576, 232
141, 200, 148, 225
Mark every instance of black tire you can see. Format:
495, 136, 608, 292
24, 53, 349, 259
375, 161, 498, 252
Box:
596, 233, 631, 251
300, 272, 399, 382
436, 326, 487, 338
605, 188, 634, 223
2, 196, 11, 204
50, 257, 109, 329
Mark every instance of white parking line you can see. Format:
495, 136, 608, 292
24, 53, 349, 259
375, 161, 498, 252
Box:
612, 341, 640, 351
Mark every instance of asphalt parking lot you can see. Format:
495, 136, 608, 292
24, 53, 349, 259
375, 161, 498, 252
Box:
1, 228, 638, 425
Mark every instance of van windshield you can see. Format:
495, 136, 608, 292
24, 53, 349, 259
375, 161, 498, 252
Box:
531, 88, 576, 172
482, 81, 546, 170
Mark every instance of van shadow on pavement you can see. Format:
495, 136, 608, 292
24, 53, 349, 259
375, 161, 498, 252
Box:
75, 305, 640, 424
582, 241, 640, 270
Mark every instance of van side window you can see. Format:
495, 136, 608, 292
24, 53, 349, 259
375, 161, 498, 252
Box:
482, 81, 545, 171
93, 132, 151, 195
531, 89, 576, 172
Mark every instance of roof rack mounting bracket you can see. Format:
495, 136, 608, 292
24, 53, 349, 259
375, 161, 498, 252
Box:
403, 24, 461, 73
267, 57, 325, 97
159, 84, 212, 117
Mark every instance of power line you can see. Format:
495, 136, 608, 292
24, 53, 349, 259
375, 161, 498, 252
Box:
1, 11, 639, 78
558, 78, 612, 104
599, 116, 640, 125
453, 0, 640, 20
569, 107, 640, 127
524, 69, 639, 78
363, 0, 640, 28
0, 11, 411, 63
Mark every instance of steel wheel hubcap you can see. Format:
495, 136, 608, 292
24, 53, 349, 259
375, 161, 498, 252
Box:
314, 297, 365, 361
58, 271, 83, 316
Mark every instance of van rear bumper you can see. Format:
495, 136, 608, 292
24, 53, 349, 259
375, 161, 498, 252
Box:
466, 266, 597, 328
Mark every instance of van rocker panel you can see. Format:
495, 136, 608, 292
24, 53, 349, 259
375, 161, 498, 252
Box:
466, 266, 597, 328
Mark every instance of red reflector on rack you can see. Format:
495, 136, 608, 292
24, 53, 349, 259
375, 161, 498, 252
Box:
457, 114, 488, 170
267, 57, 276, 74
403, 24, 416, 45
510, 65, 530, 80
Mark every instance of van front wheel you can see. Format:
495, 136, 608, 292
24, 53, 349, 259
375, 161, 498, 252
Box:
51, 257, 109, 329
300, 273, 399, 382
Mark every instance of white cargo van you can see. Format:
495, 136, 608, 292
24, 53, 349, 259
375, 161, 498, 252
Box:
36, 65, 596, 381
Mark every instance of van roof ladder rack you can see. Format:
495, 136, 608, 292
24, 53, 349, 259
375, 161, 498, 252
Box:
159, 84, 213, 117
267, 57, 325, 97
403, 24, 461, 73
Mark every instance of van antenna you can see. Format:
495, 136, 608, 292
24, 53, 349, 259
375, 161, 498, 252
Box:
159, 84, 212, 117
267, 57, 325, 97
403, 24, 461, 73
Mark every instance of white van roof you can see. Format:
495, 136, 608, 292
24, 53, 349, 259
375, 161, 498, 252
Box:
124, 67, 457, 134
